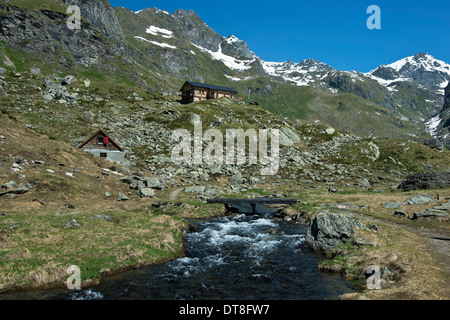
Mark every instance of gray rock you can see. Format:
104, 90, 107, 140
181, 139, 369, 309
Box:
0, 67, 6, 75
184, 186, 207, 193
137, 188, 155, 198
357, 178, 372, 189
381, 201, 402, 209
411, 209, 449, 219
279, 127, 300, 146
361, 141, 380, 161
62, 75, 77, 85
324, 127, 336, 135
229, 172, 245, 184
1, 181, 16, 189
403, 194, 433, 205
30, 67, 41, 75
62, 219, 80, 229
11, 163, 22, 171
398, 171, 450, 191
393, 209, 406, 217
10, 183, 29, 194
144, 177, 164, 189
117, 192, 130, 201
105, 192, 112, 198
303, 210, 365, 252
433, 201, 450, 210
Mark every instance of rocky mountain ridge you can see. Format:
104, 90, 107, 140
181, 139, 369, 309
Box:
0, 0, 449, 144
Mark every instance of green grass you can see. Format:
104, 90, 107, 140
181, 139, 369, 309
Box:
0, 208, 187, 291
4, 0, 68, 13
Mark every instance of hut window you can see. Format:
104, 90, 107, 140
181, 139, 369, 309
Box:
100, 153, 107, 158
98, 137, 103, 144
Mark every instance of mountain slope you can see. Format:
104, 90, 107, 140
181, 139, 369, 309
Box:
1, 0, 449, 141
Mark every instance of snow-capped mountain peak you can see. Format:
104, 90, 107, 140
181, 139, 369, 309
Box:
367, 53, 450, 92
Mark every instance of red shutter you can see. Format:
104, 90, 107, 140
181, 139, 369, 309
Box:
103, 137, 109, 144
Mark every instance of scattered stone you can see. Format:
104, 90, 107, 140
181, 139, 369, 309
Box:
324, 127, 336, 135
403, 194, 433, 205
117, 192, 130, 201
11, 163, 22, 171
144, 177, 164, 189
279, 127, 301, 146
184, 186, 207, 194
32, 198, 45, 205
356, 178, 371, 189
61, 75, 77, 85
0, 67, 6, 75
361, 141, 380, 161
8, 183, 29, 195
0, 222, 19, 235
352, 238, 376, 246
381, 201, 402, 209
433, 201, 450, 210
30, 67, 41, 75
84, 78, 91, 88
229, 173, 245, 184
64, 203, 75, 209
412, 209, 449, 219
393, 209, 406, 217
1, 181, 16, 189
137, 188, 155, 198
62, 219, 80, 229
105, 192, 112, 198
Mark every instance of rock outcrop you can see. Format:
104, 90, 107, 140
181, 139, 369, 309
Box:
398, 171, 450, 191
303, 211, 365, 252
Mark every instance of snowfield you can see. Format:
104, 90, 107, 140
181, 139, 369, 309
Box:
146, 26, 174, 38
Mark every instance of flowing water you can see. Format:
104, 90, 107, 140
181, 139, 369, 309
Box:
0, 204, 355, 300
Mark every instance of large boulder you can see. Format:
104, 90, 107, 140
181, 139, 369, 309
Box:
303, 211, 365, 252
398, 171, 450, 191
279, 127, 301, 147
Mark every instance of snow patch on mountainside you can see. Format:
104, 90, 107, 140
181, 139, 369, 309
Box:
425, 114, 442, 137
191, 42, 255, 71
146, 26, 174, 38
134, 36, 176, 49
364, 73, 411, 92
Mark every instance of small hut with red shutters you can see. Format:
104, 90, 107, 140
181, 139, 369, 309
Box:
78, 129, 125, 163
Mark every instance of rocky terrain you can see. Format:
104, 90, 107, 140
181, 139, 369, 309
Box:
0, 0, 449, 299
0, 0, 449, 142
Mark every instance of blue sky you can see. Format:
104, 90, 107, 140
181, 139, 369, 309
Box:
109, 0, 450, 72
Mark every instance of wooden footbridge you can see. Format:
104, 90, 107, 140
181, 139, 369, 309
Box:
206, 198, 300, 214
